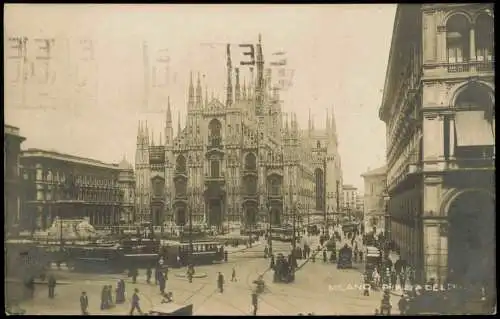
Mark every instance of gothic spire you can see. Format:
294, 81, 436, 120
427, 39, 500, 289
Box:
137, 121, 142, 145
326, 108, 330, 132
188, 71, 194, 109
256, 34, 264, 109
177, 112, 181, 136
235, 68, 241, 102
166, 97, 172, 125
196, 72, 202, 107
226, 44, 233, 108
205, 86, 209, 108
242, 78, 247, 100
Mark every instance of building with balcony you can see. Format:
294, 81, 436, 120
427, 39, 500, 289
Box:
20, 149, 136, 230
341, 184, 358, 216
379, 4, 494, 286
4, 124, 26, 235
135, 35, 343, 229
361, 166, 387, 232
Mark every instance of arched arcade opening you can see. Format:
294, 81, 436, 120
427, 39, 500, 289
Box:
447, 190, 495, 289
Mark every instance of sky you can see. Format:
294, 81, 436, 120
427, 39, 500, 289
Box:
4, 4, 396, 192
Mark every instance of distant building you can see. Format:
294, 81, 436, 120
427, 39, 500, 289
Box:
4, 124, 26, 234
379, 4, 494, 284
20, 149, 135, 230
355, 195, 364, 213
361, 166, 387, 232
341, 184, 358, 215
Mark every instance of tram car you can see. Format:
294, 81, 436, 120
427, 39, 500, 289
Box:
160, 240, 224, 267
65, 242, 124, 273
337, 244, 353, 269
118, 237, 160, 268
272, 253, 295, 283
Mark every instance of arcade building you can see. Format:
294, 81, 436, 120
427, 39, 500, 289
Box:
379, 4, 494, 287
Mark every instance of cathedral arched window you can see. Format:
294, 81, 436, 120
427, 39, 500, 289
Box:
244, 176, 258, 195
153, 179, 164, 197
210, 160, 220, 178
244, 153, 257, 170
176, 155, 187, 174
175, 178, 187, 197
208, 119, 222, 147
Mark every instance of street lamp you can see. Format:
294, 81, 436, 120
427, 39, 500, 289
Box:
383, 188, 391, 260
266, 199, 272, 255
187, 190, 194, 265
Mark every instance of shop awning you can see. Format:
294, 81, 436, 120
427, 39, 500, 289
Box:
454, 110, 494, 147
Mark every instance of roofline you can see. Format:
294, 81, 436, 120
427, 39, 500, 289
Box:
379, 4, 401, 122
21, 148, 120, 170
360, 165, 387, 177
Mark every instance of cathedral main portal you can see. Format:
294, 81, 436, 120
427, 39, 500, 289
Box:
175, 204, 187, 226
208, 199, 223, 228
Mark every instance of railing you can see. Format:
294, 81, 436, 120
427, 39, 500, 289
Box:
207, 137, 222, 149
446, 60, 494, 73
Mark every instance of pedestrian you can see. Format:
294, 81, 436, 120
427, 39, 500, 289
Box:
399, 272, 406, 291
270, 254, 275, 269
106, 285, 114, 308
251, 289, 258, 316
224, 250, 228, 262
48, 274, 56, 299
131, 267, 138, 284
264, 246, 269, 258
231, 267, 237, 282
398, 295, 408, 315
116, 280, 125, 304
187, 266, 194, 284
80, 291, 89, 315
323, 250, 327, 263
146, 267, 152, 284
391, 270, 398, 290
217, 272, 224, 293
159, 273, 166, 295
129, 288, 143, 315
100, 285, 108, 310
374, 308, 380, 316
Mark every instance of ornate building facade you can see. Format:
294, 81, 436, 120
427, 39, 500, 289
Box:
135, 36, 343, 229
361, 166, 387, 231
4, 124, 26, 234
20, 149, 136, 230
379, 4, 494, 285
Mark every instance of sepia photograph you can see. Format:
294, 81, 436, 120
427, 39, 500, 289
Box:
4, 3, 495, 315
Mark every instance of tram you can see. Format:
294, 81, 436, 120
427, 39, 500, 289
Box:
270, 226, 299, 242
160, 240, 224, 267
119, 237, 160, 268
65, 243, 123, 273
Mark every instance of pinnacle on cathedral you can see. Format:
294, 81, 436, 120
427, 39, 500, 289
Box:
235, 68, 241, 102
196, 72, 202, 108
226, 44, 233, 108
166, 96, 172, 125
188, 71, 194, 110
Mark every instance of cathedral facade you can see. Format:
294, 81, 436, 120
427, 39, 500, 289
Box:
135, 37, 343, 229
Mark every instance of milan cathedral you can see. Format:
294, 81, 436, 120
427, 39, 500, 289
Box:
135, 36, 343, 228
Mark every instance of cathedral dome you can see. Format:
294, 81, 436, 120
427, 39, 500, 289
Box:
118, 158, 133, 170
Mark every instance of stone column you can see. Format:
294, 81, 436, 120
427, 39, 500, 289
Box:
469, 27, 476, 61
449, 117, 456, 158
